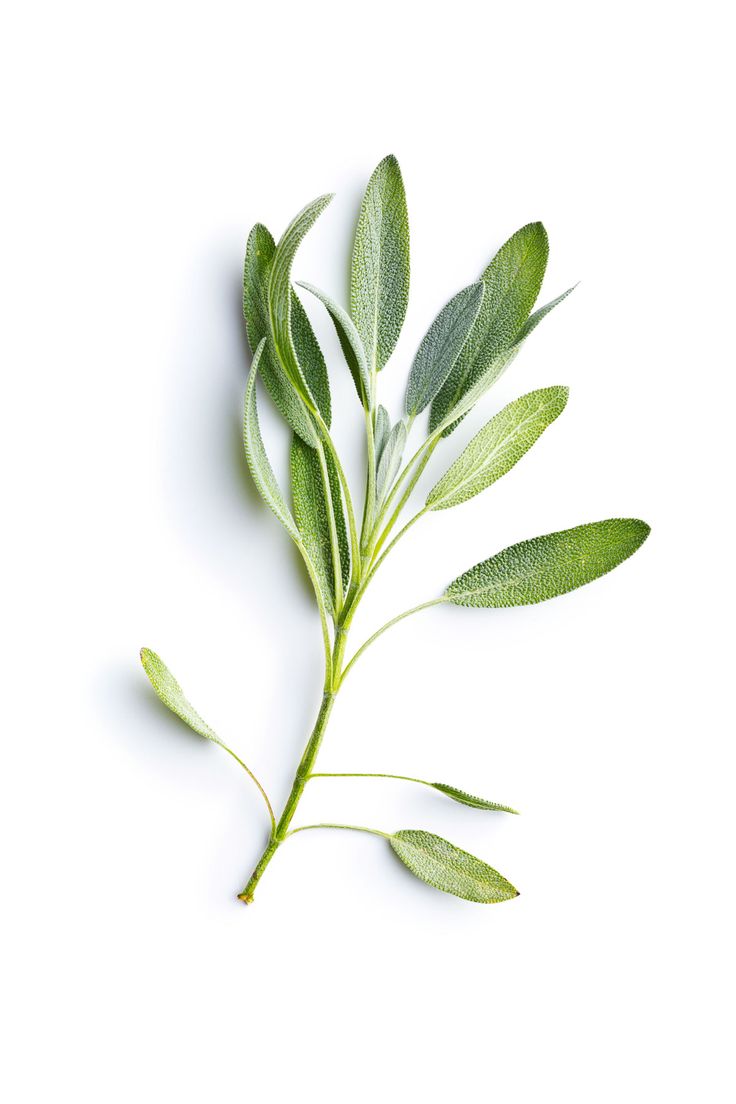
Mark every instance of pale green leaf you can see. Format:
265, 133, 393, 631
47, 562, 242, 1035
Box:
430, 784, 518, 813
446, 519, 651, 608
513, 284, 577, 346
427, 386, 569, 510
389, 830, 519, 903
351, 155, 410, 373
375, 419, 407, 506
242, 339, 299, 542
298, 281, 370, 406
290, 435, 350, 615
405, 283, 484, 416
140, 648, 222, 746
374, 405, 391, 465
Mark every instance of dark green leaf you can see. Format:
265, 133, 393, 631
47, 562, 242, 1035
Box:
298, 281, 370, 406
290, 435, 350, 614
389, 830, 519, 902
405, 283, 484, 416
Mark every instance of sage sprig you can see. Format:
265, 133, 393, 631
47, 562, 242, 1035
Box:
140, 155, 650, 906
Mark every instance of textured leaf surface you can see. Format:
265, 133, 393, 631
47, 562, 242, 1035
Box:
430, 222, 549, 434
427, 386, 568, 510
375, 419, 407, 506
374, 405, 391, 465
513, 284, 576, 346
242, 340, 299, 541
430, 784, 518, 812
298, 282, 370, 405
389, 830, 518, 903
405, 283, 484, 416
290, 435, 350, 614
446, 519, 650, 608
351, 155, 409, 373
140, 648, 221, 745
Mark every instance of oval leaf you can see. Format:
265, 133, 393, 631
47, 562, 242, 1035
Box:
427, 386, 569, 510
405, 282, 484, 416
290, 435, 350, 615
430, 784, 518, 813
446, 518, 650, 608
298, 281, 371, 406
389, 830, 518, 903
140, 648, 221, 745
351, 154, 410, 373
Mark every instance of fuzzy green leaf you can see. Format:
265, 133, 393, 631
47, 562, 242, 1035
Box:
430, 784, 518, 813
374, 405, 391, 465
140, 648, 222, 745
513, 284, 576, 346
406, 283, 484, 416
389, 830, 519, 903
242, 339, 299, 542
446, 519, 651, 608
351, 155, 410, 373
298, 281, 370, 406
430, 222, 549, 435
290, 435, 350, 614
375, 419, 407, 506
427, 386, 569, 510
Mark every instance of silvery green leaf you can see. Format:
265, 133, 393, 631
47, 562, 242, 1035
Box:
513, 284, 577, 346
351, 155, 410, 373
268, 194, 333, 405
374, 405, 391, 465
242, 339, 299, 542
140, 648, 222, 746
389, 830, 519, 903
298, 281, 370, 406
243, 223, 319, 445
405, 282, 484, 416
375, 419, 407, 506
430, 784, 518, 813
290, 435, 350, 615
446, 519, 651, 608
290, 291, 331, 425
437, 345, 522, 435
430, 222, 549, 435
427, 386, 569, 511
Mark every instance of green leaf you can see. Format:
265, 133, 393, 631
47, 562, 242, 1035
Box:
290, 435, 350, 614
242, 339, 299, 542
298, 281, 370, 406
374, 405, 391, 465
290, 291, 331, 425
405, 283, 484, 416
375, 419, 407, 506
427, 386, 569, 511
513, 284, 577, 346
430, 784, 518, 813
351, 154, 410, 373
430, 222, 549, 435
446, 519, 651, 608
389, 830, 519, 903
140, 648, 222, 746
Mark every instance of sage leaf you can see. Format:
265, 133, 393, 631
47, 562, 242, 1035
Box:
374, 405, 391, 465
427, 386, 569, 510
351, 154, 410, 374
140, 648, 221, 745
446, 518, 651, 608
290, 435, 350, 614
430, 784, 518, 813
298, 281, 371, 406
375, 419, 407, 506
242, 339, 299, 542
389, 830, 519, 903
430, 222, 549, 435
513, 284, 577, 346
405, 282, 484, 416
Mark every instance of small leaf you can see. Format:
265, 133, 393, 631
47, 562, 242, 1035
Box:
375, 419, 407, 506
351, 154, 410, 373
140, 648, 221, 745
427, 386, 569, 510
242, 339, 299, 542
513, 284, 577, 346
430, 784, 518, 813
446, 519, 651, 608
290, 435, 350, 614
374, 405, 391, 465
389, 830, 518, 903
298, 282, 370, 406
405, 282, 484, 416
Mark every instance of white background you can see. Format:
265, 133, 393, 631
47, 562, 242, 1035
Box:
2, 2, 734, 1100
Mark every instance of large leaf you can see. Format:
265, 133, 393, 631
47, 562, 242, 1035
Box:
446, 519, 650, 608
140, 648, 221, 745
290, 435, 350, 615
389, 830, 519, 903
405, 283, 484, 416
298, 281, 370, 406
430, 784, 518, 813
375, 419, 407, 506
242, 339, 299, 542
350, 154, 410, 374
427, 386, 569, 510
430, 222, 549, 434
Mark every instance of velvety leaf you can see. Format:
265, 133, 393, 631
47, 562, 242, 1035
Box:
430, 784, 518, 813
242, 339, 299, 542
375, 419, 407, 506
290, 291, 331, 425
140, 648, 222, 745
513, 284, 577, 346
430, 222, 549, 435
405, 283, 484, 416
350, 155, 410, 373
374, 405, 391, 465
298, 281, 370, 406
389, 830, 519, 903
290, 435, 350, 614
427, 386, 569, 510
446, 519, 651, 608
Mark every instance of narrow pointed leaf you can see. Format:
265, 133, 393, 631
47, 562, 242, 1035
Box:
405, 282, 484, 416
430, 222, 549, 435
389, 830, 518, 903
430, 784, 518, 813
290, 435, 350, 614
446, 519, 651, 608
290, 291, 331, 425
427, 386, 569, 510
140, 648, 222, 746
375, 419, 407, 506
298, 281, 370, 406
374, 405, 391, 465
242, 339, 299, 542
513, 284, 577, 346
351, 155, 410, 373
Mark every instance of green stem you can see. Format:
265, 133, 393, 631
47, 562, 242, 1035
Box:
370, 438, 439, 560
314, 412, 362, 582
284, 822, 389, 839
221, 744, 276, 834
365, 507, 428, 586
360, 406, 377, 553
338, 597, 447, 687
310, 771, 430, 788
296, 540, 333, 686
